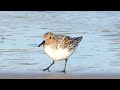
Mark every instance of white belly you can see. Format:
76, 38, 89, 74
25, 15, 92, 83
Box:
44, 46, 76, 61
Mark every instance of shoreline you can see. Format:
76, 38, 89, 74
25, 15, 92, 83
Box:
0, 73, 120, 79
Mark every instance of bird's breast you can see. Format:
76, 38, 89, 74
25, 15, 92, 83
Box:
44, 46, 75, 61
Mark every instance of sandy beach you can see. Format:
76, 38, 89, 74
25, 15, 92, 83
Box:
0, 73, 120, 79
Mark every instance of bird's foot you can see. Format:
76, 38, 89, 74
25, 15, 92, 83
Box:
61, 70, 66, 73
42, 68, 50, 72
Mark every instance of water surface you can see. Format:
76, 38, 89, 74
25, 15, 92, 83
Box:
0, 11, 120, 75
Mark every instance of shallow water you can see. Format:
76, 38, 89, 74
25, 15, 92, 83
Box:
0, 11, 120, 75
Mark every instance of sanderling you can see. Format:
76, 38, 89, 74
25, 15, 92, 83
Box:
38, 32, 83, 72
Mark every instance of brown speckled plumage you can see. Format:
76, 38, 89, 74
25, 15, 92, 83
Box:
43, 32, 83, 51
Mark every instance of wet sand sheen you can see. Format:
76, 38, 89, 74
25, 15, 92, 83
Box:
0, 73, 120, 79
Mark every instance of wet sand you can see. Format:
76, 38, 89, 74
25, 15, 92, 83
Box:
0, 73, 120, 79
0, 12, 120, 79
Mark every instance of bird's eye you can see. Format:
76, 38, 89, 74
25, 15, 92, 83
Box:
50, 37, 51, 39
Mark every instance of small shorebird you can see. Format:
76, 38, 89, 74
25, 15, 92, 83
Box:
38, 32, 83, 72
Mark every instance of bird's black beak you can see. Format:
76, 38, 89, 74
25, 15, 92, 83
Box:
38, 40, 45, 47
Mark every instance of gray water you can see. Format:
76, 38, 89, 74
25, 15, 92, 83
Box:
0, 11, 120, 75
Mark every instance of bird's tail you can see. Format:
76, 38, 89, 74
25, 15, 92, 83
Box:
74, 36, 83, 43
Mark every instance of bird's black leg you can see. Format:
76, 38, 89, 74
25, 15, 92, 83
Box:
61, 59, 68, 73
43, 61, 55, 72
